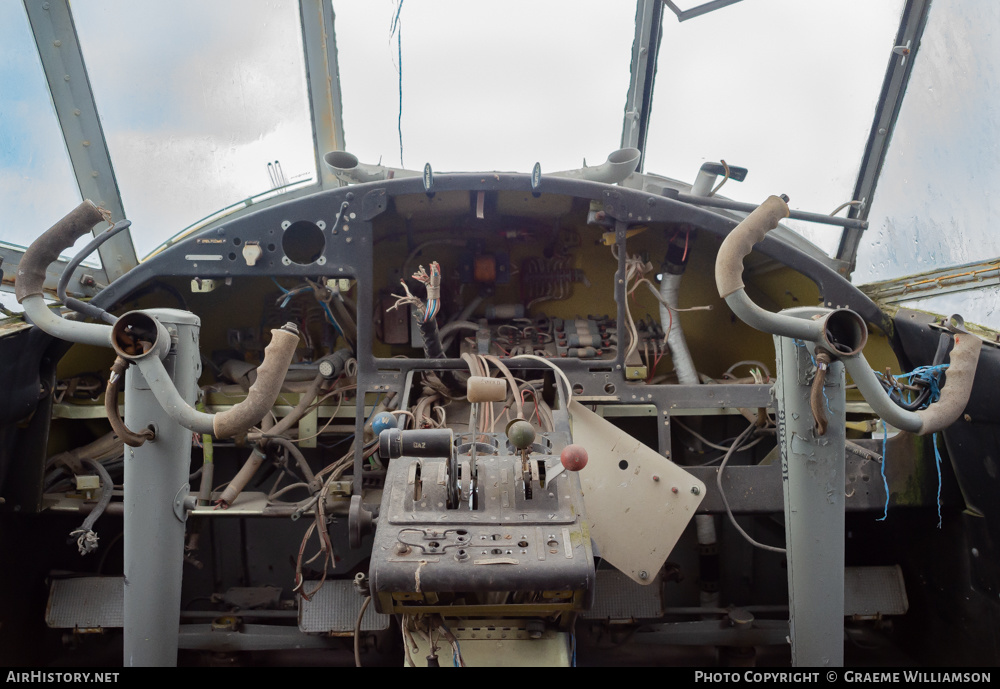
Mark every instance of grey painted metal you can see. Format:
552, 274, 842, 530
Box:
725, 290, 824, 343
0, 245, 105, 300
690, 452, 890, 514
122, 309, 201, 667
22, 0, 138, 281
663, 0, 745, 23
20, 294, 111, 348
842, 356, 922, 434
837, 0, 932, 275
298, 580, 391, 633
299, 0, 347, 190
774, 335, 846, 667
46, 577, 124, 629
672, 191, 869, 231
133, 355, 215, 434
620, 0, 663, 172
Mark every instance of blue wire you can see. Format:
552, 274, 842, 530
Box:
877, 420, 890, 521
868, 364, 952, 523
366, 394, 382, 423
933, 432, 944, 528
452, 639, 462, 667
392, 1, 404, 167
879, 363, 949, 407
793, 340, 832, 414
271, 277, 290, 294
320, 301, 343, 337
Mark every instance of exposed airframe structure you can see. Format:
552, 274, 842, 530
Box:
1, 0, 998, 669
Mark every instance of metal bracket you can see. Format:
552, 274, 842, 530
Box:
173, 482, 191, 523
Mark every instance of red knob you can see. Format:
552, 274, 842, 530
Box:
560, 444, 589, 472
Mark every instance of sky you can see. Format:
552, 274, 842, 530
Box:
1, 0, 998, 325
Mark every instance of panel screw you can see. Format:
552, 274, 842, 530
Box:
671, 486, 678, 493
690, 486, 700, 495
652, 475, 660, 482
639, 570, 648, 580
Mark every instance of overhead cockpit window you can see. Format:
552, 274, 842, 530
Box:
643, 0, 904, 257
332, 0, 635, 174
71, 0, 318, 259
0, 3, 85, 258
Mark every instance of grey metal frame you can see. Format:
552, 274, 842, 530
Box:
11, 0, 933, 297
6, 0, 347, 298
620, 0, 664, 172
662, 0, 745, 23
21, 0, 137, 283
299, 0, 347, 190
836, 0, 933, 276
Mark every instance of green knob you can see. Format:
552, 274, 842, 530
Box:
506, 419, 536, 451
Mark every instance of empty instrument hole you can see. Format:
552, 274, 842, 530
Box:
281, 220, 325, 265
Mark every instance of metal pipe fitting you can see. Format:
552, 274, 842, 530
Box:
551, 148, 641, 185
112, 311, 172, 362
323, 151, 418, 184
21, 294, 112, 349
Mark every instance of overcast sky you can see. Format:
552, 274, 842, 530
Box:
2, 0, 998, 324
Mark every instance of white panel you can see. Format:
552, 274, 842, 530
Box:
569, 401, 704, 586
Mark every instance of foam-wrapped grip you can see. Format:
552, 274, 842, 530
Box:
915, 332, 983, 435
16, 201, 105, 302
715, 195, 789, 299
213, 328, 299, 439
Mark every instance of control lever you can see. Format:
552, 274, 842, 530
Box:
16, 201, 299, 438
378, 427, 459, 507
545, 444, 589, 484
715, 195, 981, 435
466, 375, 507, 481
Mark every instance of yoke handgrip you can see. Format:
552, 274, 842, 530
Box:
16, 200, 106, 302
715, 194, 789, 299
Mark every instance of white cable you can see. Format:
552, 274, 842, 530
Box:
717, 425, 786, 554
512, 354, 573, 408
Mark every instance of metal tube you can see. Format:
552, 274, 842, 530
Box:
674, 191, 868, 230
21, 294, 112, 349
724, 290, 825, 342
134, 355, 215, 435
774, 336, 846, 667
842, 356, 922, 434
122, 309, 201, 667
660, 273, 700, 384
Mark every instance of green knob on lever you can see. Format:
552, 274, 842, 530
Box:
506, 419, 536, 451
